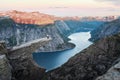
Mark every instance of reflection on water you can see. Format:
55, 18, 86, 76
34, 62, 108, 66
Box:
33, 32, 92, 71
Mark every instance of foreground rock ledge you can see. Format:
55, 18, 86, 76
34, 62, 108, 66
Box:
96, 61, 120, 80
0, 37, 51, 80
0, 55, 11, 80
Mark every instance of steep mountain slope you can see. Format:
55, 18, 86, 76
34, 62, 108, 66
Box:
55, 20, 71, 37
42, 33, 120, 80
55, 20, 104, 37
0, 17, 74, 52
64, 20, 103, 32
90, 19, 120, 41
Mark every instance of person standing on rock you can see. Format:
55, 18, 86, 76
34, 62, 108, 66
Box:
46, 35, 49, 39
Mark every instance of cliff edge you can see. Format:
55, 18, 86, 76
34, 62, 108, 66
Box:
0, 37, 51, 80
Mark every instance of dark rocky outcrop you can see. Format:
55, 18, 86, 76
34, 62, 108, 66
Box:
0, 55, 11, 80
8, 37, 51, 80
42, 33, 120, 80
0, 41, 11, 80
0, 37, 51, 80
96, 60, 120, 80
90, 19, 120, 42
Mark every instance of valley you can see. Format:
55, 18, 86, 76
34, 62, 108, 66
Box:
0, 10, 120, 80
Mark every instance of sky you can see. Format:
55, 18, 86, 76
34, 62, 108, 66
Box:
0, 0, 120, 17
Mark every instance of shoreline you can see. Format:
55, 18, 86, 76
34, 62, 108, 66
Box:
34, 42, 76, 53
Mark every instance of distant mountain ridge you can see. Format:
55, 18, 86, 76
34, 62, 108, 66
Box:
0, 10, 118, 25
0, 10, 57, 25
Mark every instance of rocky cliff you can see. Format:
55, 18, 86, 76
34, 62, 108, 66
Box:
90, 19, 120, 42
55, 20, 71, 37
0, 37, 51, 80
42, 33, 120, 80
0, 55, 11, 80
96, 61, 120, 80
0, 16, 75, 52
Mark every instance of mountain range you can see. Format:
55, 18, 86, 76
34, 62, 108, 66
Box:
0, 10, 118, 25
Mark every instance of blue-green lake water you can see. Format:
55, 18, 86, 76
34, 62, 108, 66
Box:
33, 32, 92, 71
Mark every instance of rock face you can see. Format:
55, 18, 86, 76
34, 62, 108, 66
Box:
0, 55, 11, 80
0, 37, 51, 80
90, 19, 120, 42
0, 41, 11, 80
42, 33, 120, 80
96, 61, 120, 80
0, 41, 8, 55
0, 17, 74, 52
55, 20, 71, 37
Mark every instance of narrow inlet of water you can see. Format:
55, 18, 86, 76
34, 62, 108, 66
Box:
33, 32, 92, 71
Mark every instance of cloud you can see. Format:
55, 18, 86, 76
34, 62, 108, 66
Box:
94, 0, 120, 5
49, 6, 69, 9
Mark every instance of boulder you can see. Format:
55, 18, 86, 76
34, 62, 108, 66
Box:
96, 61, 120, 80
